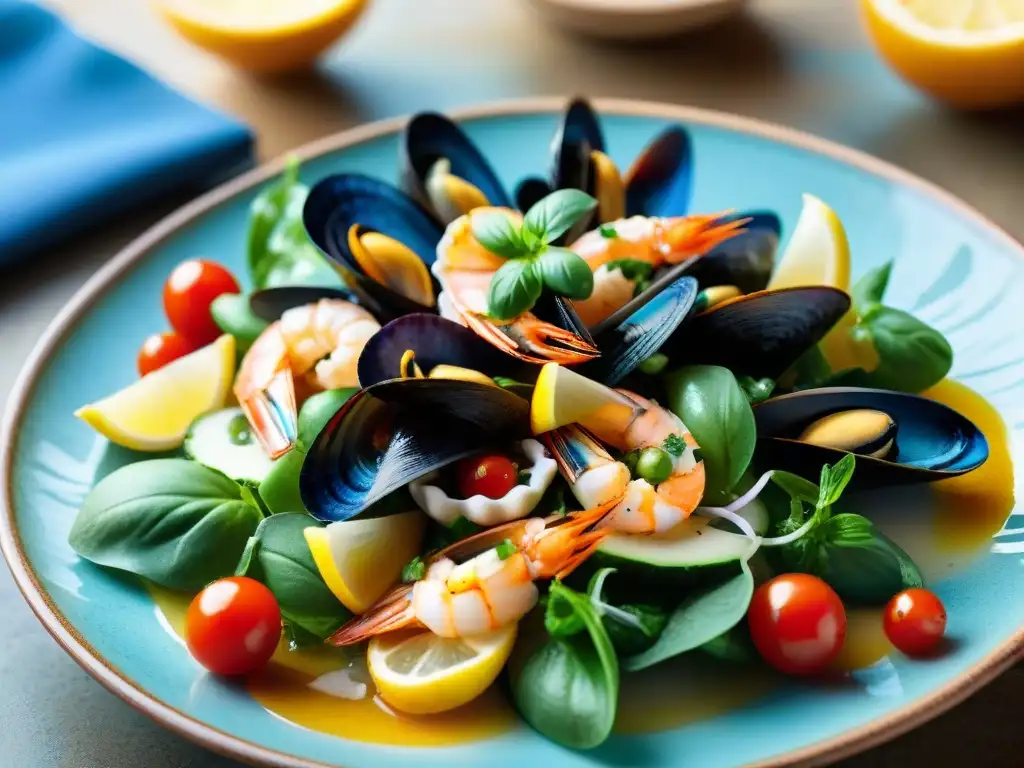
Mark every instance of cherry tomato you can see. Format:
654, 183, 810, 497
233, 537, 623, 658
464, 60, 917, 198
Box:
748, 573, 847, 675
137, 331, 197, 377
185, 576, 281, 676
457, 453, 518, 499
884, 588, 947, 656
163, 259, 240, 346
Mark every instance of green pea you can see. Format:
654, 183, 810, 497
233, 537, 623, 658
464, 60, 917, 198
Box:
622, 449, 642, 478
637, 447, 673, 485
637, 352, 669, 375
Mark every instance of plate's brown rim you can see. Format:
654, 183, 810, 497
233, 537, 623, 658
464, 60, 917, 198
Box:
1, 96, 1022, 768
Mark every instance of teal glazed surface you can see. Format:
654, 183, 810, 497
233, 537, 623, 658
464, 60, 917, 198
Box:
5, 103, 1024, 768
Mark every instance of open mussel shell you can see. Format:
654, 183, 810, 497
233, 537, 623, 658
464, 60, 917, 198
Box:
400, 112, 512, 224
624, 126, 693, 218
662, 286, 851, 380
752, 387, 989, 488
249, 286, 361, 322
551, 97, 606, 191
514, 176, 553, 213
682, 211, 781, 294
583, 276, 698, 386
303, 173, 445, 319
300, 379, 532, 522
532, 291, 597, 350
357, 313, 536, 388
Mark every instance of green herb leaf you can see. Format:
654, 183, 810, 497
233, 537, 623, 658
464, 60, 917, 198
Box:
819, 513, 924, 604
587, 568, 667, 655
470, 209, 528, 259
771, 470, 820, 505
402, 555, 426, 583
604, 258, 654, 284
638, 352, 669, 376
257, 446, 308, 515
850, 304, 953, 393
536, 247, 594, 300
699, 624, 758, 664
210, 293, 269, 354
496, 538, 518, 560
297, 388, 358, 447
523, 189, 598, 245
664, 365, 756, 501
737, 375, 776, 405
623, 563, 755, 671
662, 433, 687, 457
450, 515, 482, 540
68, 459, 262, 591
817, 453, 856, 511
513, 581, 618, 749
493, 376, 532, 391
237, 512, 351, 639
517, 470, 532, 486
599, 224, 618, 239
544, 584, 587, 638
487, 258, 543, 320
852, 261, 894, 308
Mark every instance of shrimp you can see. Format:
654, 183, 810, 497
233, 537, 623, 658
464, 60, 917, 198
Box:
234, 299, 380, 459
544, 391, 705, 535
327, 502, 615, 644
432, 208, 599, 365
570, 213, 749, 327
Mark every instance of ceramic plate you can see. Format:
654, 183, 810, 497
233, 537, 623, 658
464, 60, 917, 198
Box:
2, 99, 1023, 768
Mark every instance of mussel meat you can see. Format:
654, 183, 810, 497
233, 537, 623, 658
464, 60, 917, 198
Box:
400, 112, 512, 225
661, 286, 852, 380
300, 378, 532, 522
303, 173, 445, 319
753, 387, 989, 488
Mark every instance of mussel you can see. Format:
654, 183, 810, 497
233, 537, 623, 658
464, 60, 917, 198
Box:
753, 387, 989, 488
249, 286, 360, 322
661, 286, 852, 380
300, 378, 531, 522
303, 174, 445, 320
400, 112, 513, 226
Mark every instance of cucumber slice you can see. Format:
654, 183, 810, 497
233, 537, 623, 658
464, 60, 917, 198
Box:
593, 499, 768, 586
184, 407, 275, 483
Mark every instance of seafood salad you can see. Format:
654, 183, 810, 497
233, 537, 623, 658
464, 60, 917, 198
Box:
70, 99, 988, 751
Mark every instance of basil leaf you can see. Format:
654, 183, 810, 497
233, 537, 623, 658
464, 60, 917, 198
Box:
298, 389, 357, 447
623, 563, 754, 671
69, 459, 262, 591
545, 586, 586, 637
487, 258, 543, 320
536, 247, 594, 300
238, 512, 350, 639
586, 567, 667, 655
700, 624, 758, 664
820, 513, 924, 605
664, 365, 756, 501
852, 261, 894, 308
523, 189, 598, 245
512, 582, 618, 749
817, 453, 856, 511
604, 258, 654, 283
737, 376, 775, 405
771, 470, 820, 505
852, 305, 952, 393
470, 210, 527, 259
259, 446, 307, 514
210, 293, 269, 354
248, 158, 340, 289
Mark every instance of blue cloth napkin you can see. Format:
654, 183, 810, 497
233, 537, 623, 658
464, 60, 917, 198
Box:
0, 1, 254, 266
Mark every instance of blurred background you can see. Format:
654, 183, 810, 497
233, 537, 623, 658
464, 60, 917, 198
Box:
1, 0, 1022, 765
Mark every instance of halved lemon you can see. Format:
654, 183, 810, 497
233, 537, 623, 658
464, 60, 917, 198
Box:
304, 511, 426, 614
76, 334, 235, 451
768, 193, 851, 293
154, 0, 371, 73
862, 0, 1024, 108
367, 625, 516, 715
531, 362, 637, 435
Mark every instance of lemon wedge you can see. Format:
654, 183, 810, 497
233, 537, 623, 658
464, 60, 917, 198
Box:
75, 335, 235, 451
154, 0, 371, 73
368, 625, 516, 715
768, 193, 851, 292
304, 511, 426, 614
862, 0, 1024, 108
531, 362, 638, 435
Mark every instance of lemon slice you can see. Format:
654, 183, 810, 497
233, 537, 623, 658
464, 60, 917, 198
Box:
768, 193, 851, 292
76, 335, 235, 451
862, 0, 1024, 108
154, 0, 371, 73
531, 363, 638, 435
304, 511, 426, 614
368, 625, 516, 715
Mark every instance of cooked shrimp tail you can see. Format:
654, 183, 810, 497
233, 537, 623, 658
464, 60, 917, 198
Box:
662, 211, 750, 263
234, 324, 298, 460
326, 586, 421, 647
459, 305, 600, 365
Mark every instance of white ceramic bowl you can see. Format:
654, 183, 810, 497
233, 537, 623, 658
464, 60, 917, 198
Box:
529, 0, 748, 41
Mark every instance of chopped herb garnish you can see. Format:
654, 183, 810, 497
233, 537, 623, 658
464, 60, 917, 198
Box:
662, 433, 688, 457
604, 258, 653, 283
599, 224, 618, 239
638, 352, 669, 375
402, 556, 426, 583
450, 516, 482, 540
493, 376, 532, 390
517, 469, 532, 485
495, 538, 518, 560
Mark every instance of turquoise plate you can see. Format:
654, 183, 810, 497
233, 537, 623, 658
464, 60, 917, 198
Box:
2, 99, 1023, 768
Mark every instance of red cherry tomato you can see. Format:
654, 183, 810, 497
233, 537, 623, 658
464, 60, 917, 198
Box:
185, 576, 281, 676
748, 573, 847, 676
884, 588, 947, 656
457, 453, 518, 499
163, 259, 240, 346
137, 331, 198, 377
